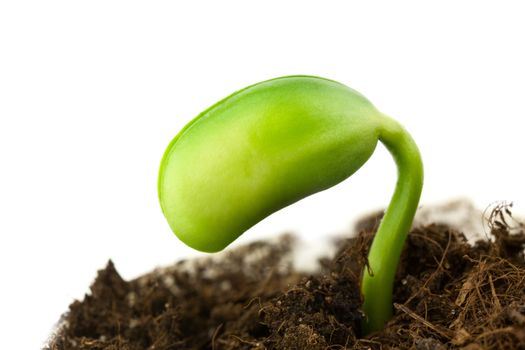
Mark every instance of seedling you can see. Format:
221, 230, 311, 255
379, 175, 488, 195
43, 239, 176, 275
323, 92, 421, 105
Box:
158, 76, 423, 334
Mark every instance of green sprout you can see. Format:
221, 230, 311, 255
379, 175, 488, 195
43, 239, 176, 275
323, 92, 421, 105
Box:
158, 75, 423, 334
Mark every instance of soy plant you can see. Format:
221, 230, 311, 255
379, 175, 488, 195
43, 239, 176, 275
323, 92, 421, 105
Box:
158, 76, 423, 334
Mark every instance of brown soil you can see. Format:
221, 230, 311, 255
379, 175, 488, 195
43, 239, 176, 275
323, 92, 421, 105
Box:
47, 203, 525, 349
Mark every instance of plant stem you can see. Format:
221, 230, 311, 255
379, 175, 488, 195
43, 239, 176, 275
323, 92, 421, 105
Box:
360, 114, 424, 334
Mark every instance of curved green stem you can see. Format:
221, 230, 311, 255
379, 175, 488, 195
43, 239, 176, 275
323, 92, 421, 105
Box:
361, 114, 424, 334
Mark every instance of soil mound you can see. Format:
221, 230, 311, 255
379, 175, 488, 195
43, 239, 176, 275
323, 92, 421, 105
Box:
47, 204, 525, 349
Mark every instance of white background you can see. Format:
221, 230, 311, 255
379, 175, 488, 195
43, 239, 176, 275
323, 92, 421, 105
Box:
1, 1, 524, 348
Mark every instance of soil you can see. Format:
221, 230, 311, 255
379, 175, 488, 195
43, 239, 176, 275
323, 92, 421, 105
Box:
47, 203, 525, 350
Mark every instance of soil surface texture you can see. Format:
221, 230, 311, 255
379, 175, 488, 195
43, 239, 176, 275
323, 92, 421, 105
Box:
47, 203, 525, 349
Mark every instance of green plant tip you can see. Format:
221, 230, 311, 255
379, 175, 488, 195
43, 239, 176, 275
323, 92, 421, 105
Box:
158, 75, 423, 334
